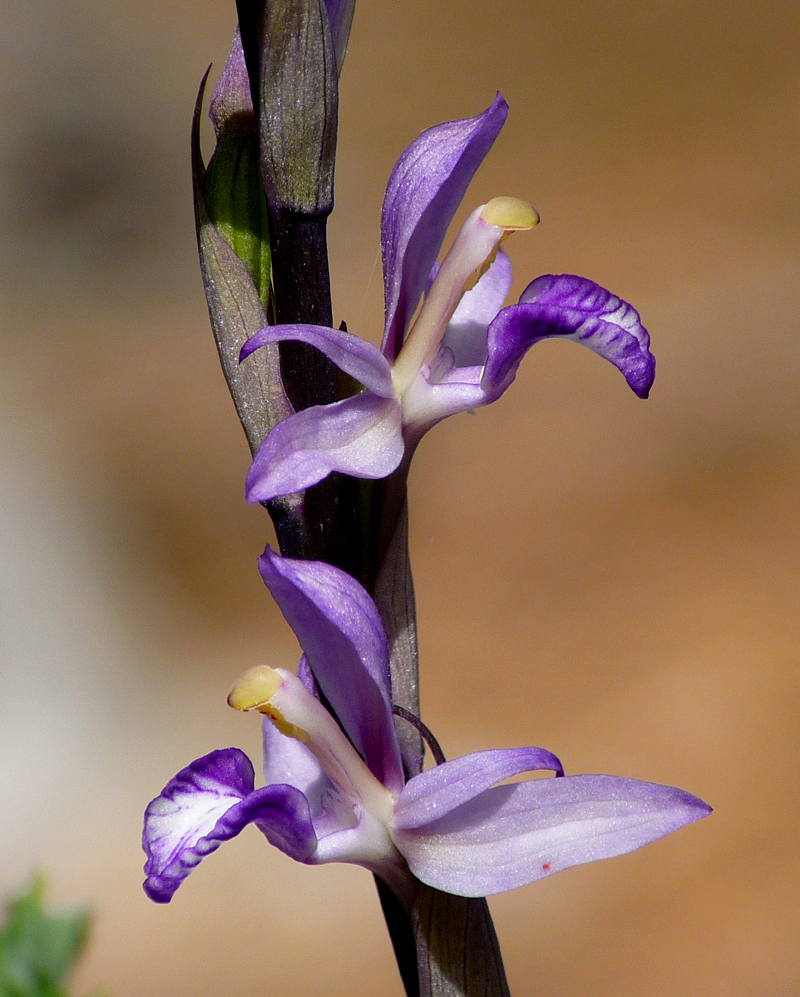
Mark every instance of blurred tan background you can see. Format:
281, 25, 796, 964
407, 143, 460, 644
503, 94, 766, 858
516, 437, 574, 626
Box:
1, 0, 799, 994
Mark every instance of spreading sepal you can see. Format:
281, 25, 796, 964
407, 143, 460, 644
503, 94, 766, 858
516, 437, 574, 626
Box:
395, 774, 710, 897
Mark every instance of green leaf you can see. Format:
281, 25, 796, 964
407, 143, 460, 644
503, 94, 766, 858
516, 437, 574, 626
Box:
0, 876, 92, 997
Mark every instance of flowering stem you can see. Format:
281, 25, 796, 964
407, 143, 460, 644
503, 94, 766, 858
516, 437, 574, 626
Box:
376, 876, 421, 997
414, 888, 511, 997
201, 5, 514, 992
367, 473, 511, 997
269, 210, 338, 408
265, 209, 368, 569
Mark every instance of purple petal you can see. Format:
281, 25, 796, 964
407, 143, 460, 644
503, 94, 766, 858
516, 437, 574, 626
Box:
482, 275, 656, 401
394, 747, 563, 830
441, 247, 512, 367
240, 324, 395, 399
258, 548, 405, 795
297, 654, 321, 696
394, 774, 711, 897
142, 749, 317, 903
261, 718, 359, 839
245, 394, 404, 502
262, 716, 329, 812
381, 94, 509, 362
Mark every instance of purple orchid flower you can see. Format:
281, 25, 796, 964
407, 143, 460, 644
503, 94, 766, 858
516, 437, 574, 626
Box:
143, 549, 709, 907
240, 95, 656, 502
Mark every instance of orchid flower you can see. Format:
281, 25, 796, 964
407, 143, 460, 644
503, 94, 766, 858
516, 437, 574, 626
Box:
240, 95, 656, 503
143, 549, 709, 907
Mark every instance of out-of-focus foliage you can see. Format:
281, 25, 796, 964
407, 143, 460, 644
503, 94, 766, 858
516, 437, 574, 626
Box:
0, 879, 98, 997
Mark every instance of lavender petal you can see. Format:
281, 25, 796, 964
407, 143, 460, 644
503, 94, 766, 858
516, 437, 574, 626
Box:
394, 774, 711, 897
257, 548, 405, 795
142, 749, 316, 903
297, 654, 321, 696
261, 718, 358, 839
441, 247, 513, 368
262, 716, 331, 815
381, 94, 508, 361
482, 274, 656, 401
394, 747, 563, 831
245, 394, 404, 502
241, 324, 395, 398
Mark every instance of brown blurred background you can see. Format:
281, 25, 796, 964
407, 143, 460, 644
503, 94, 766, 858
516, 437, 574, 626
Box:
1, 0, 798, 994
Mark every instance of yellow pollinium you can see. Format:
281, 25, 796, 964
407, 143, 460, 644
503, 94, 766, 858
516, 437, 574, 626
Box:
227, 665, 307, 740
480, 196, 539, 231
227, 665, 283, 711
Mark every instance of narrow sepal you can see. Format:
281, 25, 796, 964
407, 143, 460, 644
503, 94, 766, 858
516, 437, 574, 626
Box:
394, 774, 711, 897
381, 94, 509, 361
245, 394, 404, 501
257, 549, 406, 794
241, 324, 395, 397
394, 747, 564, 830
483, 274, 656, 401
142, 749, 317, 903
